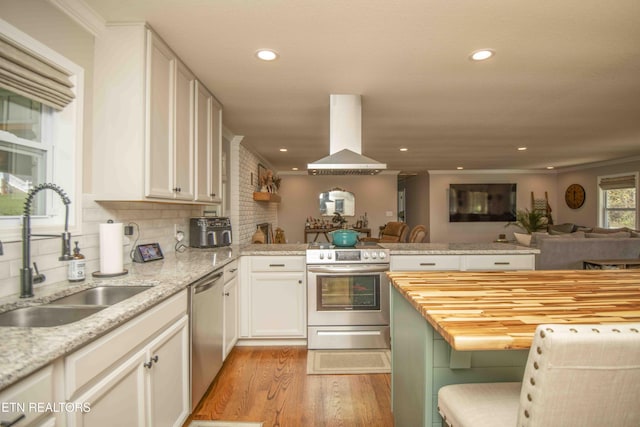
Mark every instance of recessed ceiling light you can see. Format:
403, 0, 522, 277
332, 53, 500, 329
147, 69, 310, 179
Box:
279, 148, 288, 152
517, 147, 527, 151
469, 49, 495, 61
546, 166, 555, 170
255, 49, 279, 61
292, 167, 299, 171
457, 166, 464, 170
399, 148, 408, 152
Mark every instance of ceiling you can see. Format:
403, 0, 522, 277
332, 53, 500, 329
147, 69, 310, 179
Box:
82, 0, 640, 174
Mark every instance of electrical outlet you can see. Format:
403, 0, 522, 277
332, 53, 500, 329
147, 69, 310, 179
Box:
173, 224, 178, 238
385, 211, 394, 217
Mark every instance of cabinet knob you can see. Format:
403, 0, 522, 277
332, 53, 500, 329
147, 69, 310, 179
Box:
151, 355, 159, 363
224, 292, 230, 296
144, 361, 153, 369
298, 280, 303, 284
210, 193, 216, 197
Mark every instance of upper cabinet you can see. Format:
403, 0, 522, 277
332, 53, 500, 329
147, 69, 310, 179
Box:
92, 24, 221, 204
194, 81, 222, 203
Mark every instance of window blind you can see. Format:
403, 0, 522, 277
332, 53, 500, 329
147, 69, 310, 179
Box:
598, 174, 637, 190
0, 33, 75, 110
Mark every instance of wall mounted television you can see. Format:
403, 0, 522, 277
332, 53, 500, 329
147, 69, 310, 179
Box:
449, 183, 517, 222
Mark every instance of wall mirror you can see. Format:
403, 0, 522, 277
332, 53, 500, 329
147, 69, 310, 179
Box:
319, 188, 355, 216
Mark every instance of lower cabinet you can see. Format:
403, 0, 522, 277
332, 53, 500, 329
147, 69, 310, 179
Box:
66, 291, 189, 427
223, 272, 238, 359
390, 254, 535, 272
246, 256, 306, 338
0, 365, 57, 427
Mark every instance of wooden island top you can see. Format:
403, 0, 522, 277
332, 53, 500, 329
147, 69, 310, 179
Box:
388, 270, 640, 351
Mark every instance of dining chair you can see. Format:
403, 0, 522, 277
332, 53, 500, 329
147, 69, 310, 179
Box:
408, 225, 427, 243
437, 323, 640, 427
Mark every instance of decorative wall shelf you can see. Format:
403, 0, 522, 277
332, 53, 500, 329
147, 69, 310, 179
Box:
253, 192, 281, 203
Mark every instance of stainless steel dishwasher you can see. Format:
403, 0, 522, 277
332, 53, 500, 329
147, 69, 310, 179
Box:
190, 269, 224, 410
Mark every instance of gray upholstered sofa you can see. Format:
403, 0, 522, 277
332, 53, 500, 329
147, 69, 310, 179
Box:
535, 237, 640, 270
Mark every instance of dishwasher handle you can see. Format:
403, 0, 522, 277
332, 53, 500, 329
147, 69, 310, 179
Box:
192, 271, 224, 294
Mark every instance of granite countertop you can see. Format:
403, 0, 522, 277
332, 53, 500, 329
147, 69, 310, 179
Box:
239, 243, 307, 255
379, 242, 540, 254
0, 246, 239, 390
388, 270, 640, 351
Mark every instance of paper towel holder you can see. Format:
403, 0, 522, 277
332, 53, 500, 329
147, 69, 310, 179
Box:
92, 269, 128, 278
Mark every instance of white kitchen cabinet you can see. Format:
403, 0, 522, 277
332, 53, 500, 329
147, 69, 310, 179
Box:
0, 365, 56, 427
390, 254, 534, 271
66, 291, 189, 427
194, 81, 223, 203
461, 254, 535, 271
223, 260, 239, 359
92, 23, 220, 204
249, 256, 306, 338
390, 254, 461, 271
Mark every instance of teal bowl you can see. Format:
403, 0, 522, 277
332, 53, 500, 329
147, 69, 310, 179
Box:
331, 229, 359, 247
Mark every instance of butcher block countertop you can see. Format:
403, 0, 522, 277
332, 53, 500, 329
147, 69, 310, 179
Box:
388, 270, 640, 351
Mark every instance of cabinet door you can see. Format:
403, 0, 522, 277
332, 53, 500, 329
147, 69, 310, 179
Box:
173, 61, 195, 200
147, 315, 190, 427
250, 272, 306, 337
223, 277, 238, 359
194, 81, 212, 202
209, 97, 223, 203
146, 31, 175, 199
69, 350, 147, 427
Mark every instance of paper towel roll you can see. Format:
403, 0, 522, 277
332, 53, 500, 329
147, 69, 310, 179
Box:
99, 222, 124, 274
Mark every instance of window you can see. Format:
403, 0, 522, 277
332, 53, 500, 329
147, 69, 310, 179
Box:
0, 90, 53, 216
598, 173, 638, 229
0, 18, 83, 239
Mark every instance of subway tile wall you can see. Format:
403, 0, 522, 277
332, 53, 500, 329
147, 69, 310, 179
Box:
0, 195, 202, 298
237, 144, 278, 243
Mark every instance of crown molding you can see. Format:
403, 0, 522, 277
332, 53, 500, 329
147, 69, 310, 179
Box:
47, 0, 106, 37
427, 169, 557, 175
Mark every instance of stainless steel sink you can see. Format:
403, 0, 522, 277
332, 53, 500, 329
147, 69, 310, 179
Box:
49, 286, 151, 306
0, 306, 106, 327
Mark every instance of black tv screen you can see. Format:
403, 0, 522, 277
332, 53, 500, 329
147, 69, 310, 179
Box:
449, 183, 517, 222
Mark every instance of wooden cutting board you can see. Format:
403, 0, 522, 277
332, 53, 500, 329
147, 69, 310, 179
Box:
387, 270, 640, 350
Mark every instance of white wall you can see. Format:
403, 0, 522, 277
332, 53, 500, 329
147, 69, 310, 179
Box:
556, 158, 640, 228
429, 171, 558, 243
276, 172, 398, 243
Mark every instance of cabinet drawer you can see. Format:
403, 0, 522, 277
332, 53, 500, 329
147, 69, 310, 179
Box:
65, 290, 187, 399
224, 259, 239, 282
0, 365, 53, 426
251, 256, 304, 272
463, 255, 534, 271
391, 255, 461, 271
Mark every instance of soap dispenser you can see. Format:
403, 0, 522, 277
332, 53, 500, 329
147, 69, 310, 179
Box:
68, 241, 86, 282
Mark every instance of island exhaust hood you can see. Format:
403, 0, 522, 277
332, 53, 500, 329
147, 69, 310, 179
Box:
307, 94, 386, 175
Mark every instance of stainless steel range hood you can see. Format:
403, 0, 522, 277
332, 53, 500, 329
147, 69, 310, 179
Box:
307, 94, 386, 175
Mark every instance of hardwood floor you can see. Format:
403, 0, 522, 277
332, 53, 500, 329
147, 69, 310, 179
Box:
187, 346, 394, 427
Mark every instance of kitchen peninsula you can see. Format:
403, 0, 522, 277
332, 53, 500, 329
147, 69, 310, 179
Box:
387, 270, 640, 427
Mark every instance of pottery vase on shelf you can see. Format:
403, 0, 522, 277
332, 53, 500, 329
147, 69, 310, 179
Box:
513, 232, 532, 246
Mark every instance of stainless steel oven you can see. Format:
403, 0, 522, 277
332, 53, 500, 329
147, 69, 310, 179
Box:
307, 243, 390, 349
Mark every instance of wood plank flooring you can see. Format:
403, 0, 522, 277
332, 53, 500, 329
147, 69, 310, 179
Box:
186, 346, 394, 427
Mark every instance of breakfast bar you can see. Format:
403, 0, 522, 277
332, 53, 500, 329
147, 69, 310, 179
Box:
388, 270, 640, 427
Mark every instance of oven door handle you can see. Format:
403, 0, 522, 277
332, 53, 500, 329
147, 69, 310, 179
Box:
307, 265, 389, 274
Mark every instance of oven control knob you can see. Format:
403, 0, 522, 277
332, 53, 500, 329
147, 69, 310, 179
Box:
319, 252, 325, 260
379, 251, 387, 259
371, 252, 378, 259
327, 252, 333, 259
363, 251, 369, 259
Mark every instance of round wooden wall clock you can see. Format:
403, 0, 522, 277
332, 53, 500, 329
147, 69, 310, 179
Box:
565, 183, 586, 209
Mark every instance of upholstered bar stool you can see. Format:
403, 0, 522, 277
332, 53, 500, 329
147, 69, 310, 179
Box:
438, 323, 640, 427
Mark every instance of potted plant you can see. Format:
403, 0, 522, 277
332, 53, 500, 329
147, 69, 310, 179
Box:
506, 209, 548, 246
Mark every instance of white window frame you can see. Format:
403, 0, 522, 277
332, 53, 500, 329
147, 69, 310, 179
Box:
597, 172, 639, 229
0, 18, 83, 241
